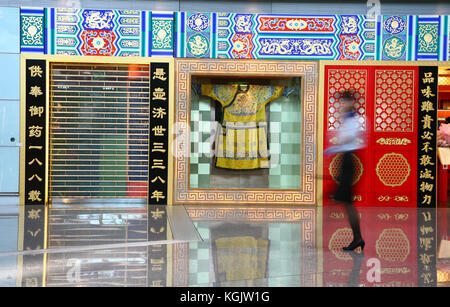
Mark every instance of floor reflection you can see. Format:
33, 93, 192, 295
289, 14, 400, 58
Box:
0, 203, 448, 287
184, 205, 317, 287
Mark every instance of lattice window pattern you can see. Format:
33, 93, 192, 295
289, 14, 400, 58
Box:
327, 69, 367, 131
375, 70, 414, 132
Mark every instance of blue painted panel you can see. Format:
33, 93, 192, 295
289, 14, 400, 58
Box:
0, 54, 19, 100
0, 218, 18, 286
0, 147, 19, 193
0, 7, 20, 53
0, 100, 20, 146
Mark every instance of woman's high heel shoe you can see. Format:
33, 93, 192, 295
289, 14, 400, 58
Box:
343, 239, 365, 251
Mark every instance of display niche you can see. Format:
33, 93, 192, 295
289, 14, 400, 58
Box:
189, 76, 302, 190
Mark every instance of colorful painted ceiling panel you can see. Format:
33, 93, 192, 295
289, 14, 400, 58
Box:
19, 7, 450, 61
45, 8, 148, 56
152, 11, 174, 56
175, 11, 217, 58
20, 7, 45, 53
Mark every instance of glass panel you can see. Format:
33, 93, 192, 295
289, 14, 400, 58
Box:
0, 217, 18, 286
0, 100, 19, 146
0, 147, 19, 193
0, 7, 20, 54
0, 54, 19, 100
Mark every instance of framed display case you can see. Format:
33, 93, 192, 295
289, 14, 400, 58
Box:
172, 59, 319, 205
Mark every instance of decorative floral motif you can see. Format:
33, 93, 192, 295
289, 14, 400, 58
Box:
286, 19, 307, 31
91, 36, 106, 49
418, 23, 439, 53
187, 33, 209, 57
82, 10, 114, 30
338, 35, 361, 60
258, 37, 334, 57
234, 14, 253, 33
383, 36, 406, 60
80, 30, 117, 56
230, 33, 254, 58
187, 13, 210, 32
383, 16, 407, 35
258, 16, 335, 33
152, 19, 173, 49
340, 15, 359, 35
21, 16, 44, 47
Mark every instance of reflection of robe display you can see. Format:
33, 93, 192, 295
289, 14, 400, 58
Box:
201, 84, 285, 170
215, 236, 269, 282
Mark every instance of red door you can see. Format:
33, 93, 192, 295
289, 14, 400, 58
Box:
323, 65, 418, 208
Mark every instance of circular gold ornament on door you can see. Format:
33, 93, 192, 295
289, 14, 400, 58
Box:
375, 153, 410, 187
329, 153, 363, 185
328, 228, 356, 261
375, 228, 410, 262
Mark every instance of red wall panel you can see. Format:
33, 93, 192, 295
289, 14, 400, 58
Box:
322, 206, 418, 287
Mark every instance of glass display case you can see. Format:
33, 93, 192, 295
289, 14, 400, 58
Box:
172, 59, 319, 205
189, 76, 302, 190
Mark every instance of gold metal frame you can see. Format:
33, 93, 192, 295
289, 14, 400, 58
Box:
173, 58, 319, 205
19, 54, 175, 206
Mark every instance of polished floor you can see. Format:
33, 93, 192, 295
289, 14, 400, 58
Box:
0, 199, 448, 287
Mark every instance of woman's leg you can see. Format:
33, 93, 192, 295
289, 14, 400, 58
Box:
341, 152, 364, 250
344, 201, 361, 242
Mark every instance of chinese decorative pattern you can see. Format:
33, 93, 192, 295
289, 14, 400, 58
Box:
416, 67, 438, 287
376, 153, 411, 187
374, 69, 415, 132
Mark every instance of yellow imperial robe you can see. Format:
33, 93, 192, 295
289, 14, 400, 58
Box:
201, 84, 285, 170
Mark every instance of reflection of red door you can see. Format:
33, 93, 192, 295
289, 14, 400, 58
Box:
323, 65, 418, 207
322, 206, 417, 287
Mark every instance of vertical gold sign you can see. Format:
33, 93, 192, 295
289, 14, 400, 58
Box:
417, 66, 438, 287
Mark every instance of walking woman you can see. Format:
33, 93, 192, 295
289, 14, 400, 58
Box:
325, 90, 365, 251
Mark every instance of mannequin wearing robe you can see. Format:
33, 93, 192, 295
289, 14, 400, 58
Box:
201, 83, 286, 170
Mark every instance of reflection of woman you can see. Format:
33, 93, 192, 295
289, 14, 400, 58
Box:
325, 91, 365, 251
347, 251, 365, 287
